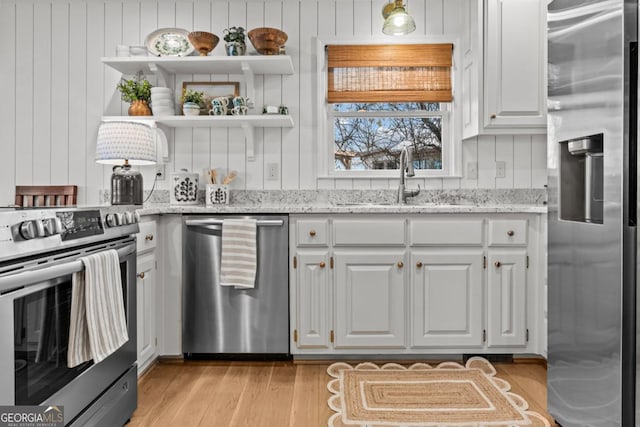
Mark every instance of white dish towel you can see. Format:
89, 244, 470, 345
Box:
220, 219, 257, 289
68, 249, 129, 368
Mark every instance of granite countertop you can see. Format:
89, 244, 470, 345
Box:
131, 189, 547, 216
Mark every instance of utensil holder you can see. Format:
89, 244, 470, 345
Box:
170, 171, 199, 205
206, 184, 229, 206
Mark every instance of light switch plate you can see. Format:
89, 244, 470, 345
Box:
267, 163, 279, 180
496, 161, 506, 179
467, 162, 478, 180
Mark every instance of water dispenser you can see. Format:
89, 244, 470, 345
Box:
558, 134, 603, 224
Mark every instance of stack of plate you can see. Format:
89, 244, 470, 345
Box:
130, 46, 148, 56
150, 87, 175, 116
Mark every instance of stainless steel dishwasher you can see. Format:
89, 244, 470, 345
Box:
182, 215, 289, 358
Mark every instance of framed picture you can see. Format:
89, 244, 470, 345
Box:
182, 81, 240, 115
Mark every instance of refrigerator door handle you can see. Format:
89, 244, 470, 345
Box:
628, 41, 637, 226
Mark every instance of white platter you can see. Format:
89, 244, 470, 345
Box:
145, 28, 194, 57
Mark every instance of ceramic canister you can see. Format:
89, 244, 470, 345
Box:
170, 170, 199, 205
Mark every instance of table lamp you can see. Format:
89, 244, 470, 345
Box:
96, 121, 156, 205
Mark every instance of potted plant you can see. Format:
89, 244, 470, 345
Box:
116, 71, 152, 116
223, 26, 246, 56
181, 88, 204, 116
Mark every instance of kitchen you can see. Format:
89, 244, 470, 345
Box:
0, 0, 630, 426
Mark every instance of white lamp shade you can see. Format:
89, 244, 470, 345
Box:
96, 121, 156, 165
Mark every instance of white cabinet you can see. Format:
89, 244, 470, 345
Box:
486, 218, 529, 347
136, 254, 156, 370
294, 250, 331, 349
411, 250, 484, 347
334, 251, 406, 348
136, 219, 158, 375
290, 213, 543, 356
487, 250, 528, 347
101, 55, 295, 160
462, 0, 546, 137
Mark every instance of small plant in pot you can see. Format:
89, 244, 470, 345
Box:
116, 71, 152, 116
181, 88, 204, 116
223, 26, 246, 56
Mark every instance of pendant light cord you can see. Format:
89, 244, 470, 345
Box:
143, 172, 162, 203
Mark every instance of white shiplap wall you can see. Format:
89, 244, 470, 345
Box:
0, 0, 547, 206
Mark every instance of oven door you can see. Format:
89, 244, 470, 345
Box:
0, 238, 136, 423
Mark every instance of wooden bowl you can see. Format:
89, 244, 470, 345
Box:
188, 31, 219, 56
248, 27, 288, 55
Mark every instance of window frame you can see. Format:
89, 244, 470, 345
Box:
329, 105, 450, 176
316, 37, 462, 180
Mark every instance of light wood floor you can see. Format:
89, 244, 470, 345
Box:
129, 358, 556, 427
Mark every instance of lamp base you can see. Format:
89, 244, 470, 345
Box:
111, 164, 144, 205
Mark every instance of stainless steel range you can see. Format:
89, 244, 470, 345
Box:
0, 205, 139, 426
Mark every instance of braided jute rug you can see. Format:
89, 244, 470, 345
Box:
326, 357, 550, 427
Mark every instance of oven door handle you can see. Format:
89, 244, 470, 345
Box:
0, 245, 135, 294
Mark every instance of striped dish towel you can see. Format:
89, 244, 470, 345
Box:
68, 249, 128, 367
220, 219, 257, 289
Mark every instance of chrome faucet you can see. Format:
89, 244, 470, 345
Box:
397, 146, 420, 204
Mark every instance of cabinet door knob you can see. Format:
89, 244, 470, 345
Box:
309, 230, 316, 237
145, 234, 154, 241
319, 261, 326, 268
397, 261, 404, 268
494, 261, 502, 268
138, 272, 145, 279
490, 113, 497, 119
416, 262, 423, 268
507, 230, 514, 236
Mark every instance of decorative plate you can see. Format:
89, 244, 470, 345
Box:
145, 28, 194, 57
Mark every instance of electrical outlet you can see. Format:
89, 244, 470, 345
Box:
155, 165, 166, 180
267, 163, 279, 180
495, 161, 506, 179
467, 162, 478, 180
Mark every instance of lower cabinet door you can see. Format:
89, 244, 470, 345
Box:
136, 254, 156, 372
411, 250, 484, 347
295, 250, 331, 349
487, 250, 527, 347
334, 251, 406, 348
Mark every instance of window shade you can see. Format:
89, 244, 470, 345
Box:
327, 44, 453, 103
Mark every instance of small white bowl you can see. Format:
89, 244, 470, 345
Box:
152, 107, 175, 114
182, 106, 201, 116
151, 92, 173, 98
151, 99, 174, 107
130, 46, 148, 56
151, 87, 172, 94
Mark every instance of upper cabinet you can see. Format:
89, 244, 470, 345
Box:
462, 0, 547, 138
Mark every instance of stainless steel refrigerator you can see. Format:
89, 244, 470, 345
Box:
547, 1, 638, 425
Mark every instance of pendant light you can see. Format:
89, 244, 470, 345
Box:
382, 0, 416, 36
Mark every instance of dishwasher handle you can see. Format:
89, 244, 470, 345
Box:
185, 219, 284, 228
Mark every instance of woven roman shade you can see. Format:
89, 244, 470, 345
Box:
327, 44, 453, 103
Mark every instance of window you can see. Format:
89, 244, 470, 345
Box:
325, 44, 454, 175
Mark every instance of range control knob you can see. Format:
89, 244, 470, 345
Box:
19, 220, 45, 240
43, 218, 63, 236
114, 212, 124, 226
132, 211, 140, 224
123, 212, 133, 225
105, 213, 122, 227
105, 214, 115, 228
